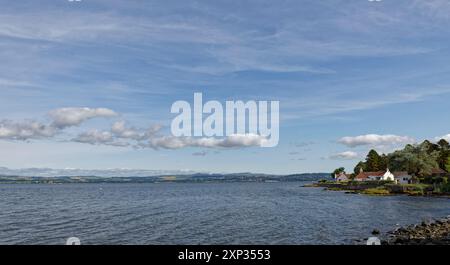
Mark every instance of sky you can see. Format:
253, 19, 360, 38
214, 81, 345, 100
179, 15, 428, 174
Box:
1, 0, 450, 175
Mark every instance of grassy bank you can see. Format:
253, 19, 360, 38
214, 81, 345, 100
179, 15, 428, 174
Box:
310, 180, 450, 197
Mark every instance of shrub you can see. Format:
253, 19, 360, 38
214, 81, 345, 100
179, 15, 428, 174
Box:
361, 188, 390, 196
439, 182, 450, 193
407, 190, 424, 196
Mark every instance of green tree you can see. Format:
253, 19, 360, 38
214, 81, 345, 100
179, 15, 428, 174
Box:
366, 149, 382, 171
420, 140, 440, 154
331, 167, 345, 178
437, 139, 450, 170
388, 146, 439, 178
351, 139, 445, 181
438, 139, 450, 150
380, 154, 389, 170
446, 156, 450, 173
354, 161, 366, 174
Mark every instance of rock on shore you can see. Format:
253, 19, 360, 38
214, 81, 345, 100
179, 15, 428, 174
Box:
382, 216, 450, 245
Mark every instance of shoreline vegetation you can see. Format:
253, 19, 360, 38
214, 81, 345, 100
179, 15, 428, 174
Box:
305, 180, 450, 197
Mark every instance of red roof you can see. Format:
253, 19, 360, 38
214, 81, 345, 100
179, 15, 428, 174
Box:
355, 171, 384, 180
431, 168, 446, 174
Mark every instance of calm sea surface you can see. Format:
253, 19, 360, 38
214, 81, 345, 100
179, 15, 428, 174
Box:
1, 182, 449, 245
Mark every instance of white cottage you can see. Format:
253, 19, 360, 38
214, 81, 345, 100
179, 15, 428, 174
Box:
335, 172, 351, 182
393, 172, 412, 184
381, 168, 395, 181
356, 168, 396, 182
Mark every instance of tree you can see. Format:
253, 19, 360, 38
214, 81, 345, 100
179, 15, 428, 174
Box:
351, 139, 446, 181
438, 150, 450, 170
388, 146, 439, 178
348, 173, 356, 181
366, 149, 382, 171
380, 154, 389, 170
420, 140, 440, 154
354, 161, 366, 174
437, 139, 450, 170
331, 167, 345, 178
446, 156, 450, 173
438, 139, 450, 150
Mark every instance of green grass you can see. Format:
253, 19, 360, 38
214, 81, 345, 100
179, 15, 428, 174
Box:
361, 187, 390, 196
400, 183, 430, 189
406, 190, 425, 196
326, 187, 346, 191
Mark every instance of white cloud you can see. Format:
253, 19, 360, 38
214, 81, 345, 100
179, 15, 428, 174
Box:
329, 151, 359, 160
338, 134, 415, 148
0, 108, 267, 150
111, 121, 145, 140
49, 107, 117, 128
0, 112, 270, 150
72, 130, 113, 144
435, 134, 450, 142
145, 134, 268, 150
0, 107, 117, 141
69, 118, 264, 150
0, 120, 57, 140
72, 129, 129, 147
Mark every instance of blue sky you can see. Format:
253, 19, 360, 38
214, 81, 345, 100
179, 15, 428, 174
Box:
1, 0, 450, 174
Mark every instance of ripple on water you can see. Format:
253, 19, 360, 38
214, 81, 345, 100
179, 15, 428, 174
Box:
1, 182, 450, 244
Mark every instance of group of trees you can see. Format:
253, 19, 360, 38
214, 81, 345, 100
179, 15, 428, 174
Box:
352, 139, 450, 178
331, 167, 345, 177
353, 150, 388, 173
446, 156, 450, 173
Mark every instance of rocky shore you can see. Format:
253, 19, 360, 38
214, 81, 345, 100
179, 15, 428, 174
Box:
370, 217, 450, 245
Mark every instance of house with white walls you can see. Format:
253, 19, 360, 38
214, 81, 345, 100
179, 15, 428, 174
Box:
355, 168, 413, 184
334, 172, 351, 182
355, 168, 396, 182
393, 172, 413, 184
381, 168, 395, 181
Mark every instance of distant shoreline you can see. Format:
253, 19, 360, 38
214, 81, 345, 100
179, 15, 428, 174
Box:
0, 173, 329, 184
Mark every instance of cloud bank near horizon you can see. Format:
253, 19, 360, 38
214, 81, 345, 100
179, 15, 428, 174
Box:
0, 107, 269, 150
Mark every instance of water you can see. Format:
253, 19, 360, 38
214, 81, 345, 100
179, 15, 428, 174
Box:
0, 182, 449, 245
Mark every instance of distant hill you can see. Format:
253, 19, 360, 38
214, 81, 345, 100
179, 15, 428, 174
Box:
0, 172, 330, 184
